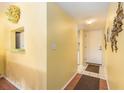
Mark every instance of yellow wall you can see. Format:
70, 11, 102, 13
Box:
104, 2, 124, 89
2, 3, 47, 89
0, 15, 6, 75
47, 3, 77, 89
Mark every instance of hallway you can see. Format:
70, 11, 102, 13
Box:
47, 2, 110, 89
47, 2, 124, 89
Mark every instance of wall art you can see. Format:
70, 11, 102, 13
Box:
6, 5, 20, 23
104, 34, 107, 50
110, 2, 124, 52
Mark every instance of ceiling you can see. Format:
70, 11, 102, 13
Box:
0, 2, 110, 31
0, 3, 9, 13
56, 2, 110, 31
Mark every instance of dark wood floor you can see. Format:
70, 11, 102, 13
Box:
0, 77, 18, 90
99, 79, 108, 90
64, 73, 108, 90
64, 74, 82, 90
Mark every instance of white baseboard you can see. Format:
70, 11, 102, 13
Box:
4, 76, 22, 90
61, 71, 77, 90
106, 73, 110, 89
104, 65, 110, 90
77, 64, 84, 73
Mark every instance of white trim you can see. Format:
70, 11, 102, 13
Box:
77, 64, 84, 73
106, 77, 110, 90
4, 76, 22, 90
104, 67, 110, 90
61, 72, 77, 90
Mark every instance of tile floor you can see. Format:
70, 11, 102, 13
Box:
65, 63, 108, 90
81, 63, 107, 80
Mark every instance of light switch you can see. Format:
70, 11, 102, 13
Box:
51, 42, 56, 50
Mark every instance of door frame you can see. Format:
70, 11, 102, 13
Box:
77, 28, 84, 72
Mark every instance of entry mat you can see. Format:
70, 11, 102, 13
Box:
86, 64, 99, 73
74, 75, 100, 90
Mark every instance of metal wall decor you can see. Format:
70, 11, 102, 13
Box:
104, 34, 107, 50
110, 2, 124, 52
6, 5, 20, 23
107, 27, 110, 42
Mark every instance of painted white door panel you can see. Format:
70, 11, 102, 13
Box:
84, 30, 102, 64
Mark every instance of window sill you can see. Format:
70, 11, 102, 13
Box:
11, 49, 25, 54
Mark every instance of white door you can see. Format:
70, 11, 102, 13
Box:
83, 30, 103, 64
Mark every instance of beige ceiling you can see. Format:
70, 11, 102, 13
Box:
0, 3, 10, 13
56, 2, 110, 31
0, 2, 110, 31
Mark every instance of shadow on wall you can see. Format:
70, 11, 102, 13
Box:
0, 54, 6, 75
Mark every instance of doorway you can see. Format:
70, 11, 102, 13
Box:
83, 30, 103, 65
